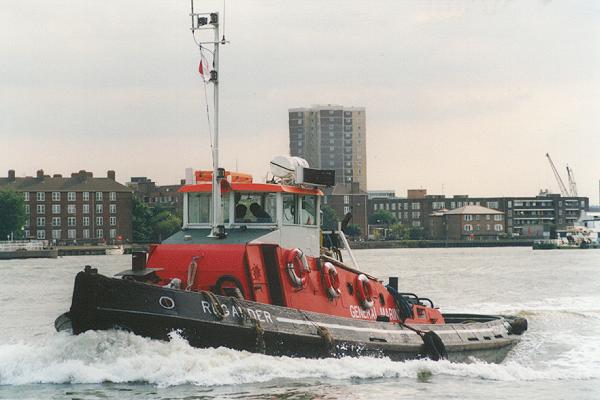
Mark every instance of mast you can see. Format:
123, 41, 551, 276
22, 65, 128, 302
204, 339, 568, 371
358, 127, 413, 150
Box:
191, 4, 226, 238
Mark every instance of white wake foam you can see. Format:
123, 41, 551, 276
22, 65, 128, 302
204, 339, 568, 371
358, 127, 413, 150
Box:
1, 330, 599, 387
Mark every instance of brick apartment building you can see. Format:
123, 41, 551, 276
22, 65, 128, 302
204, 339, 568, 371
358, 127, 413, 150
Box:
323, 182, 368, 238
127, 177, 185, 218
430, 205, 506, 240
0, 169, 132, 243
369, 189, 589, 239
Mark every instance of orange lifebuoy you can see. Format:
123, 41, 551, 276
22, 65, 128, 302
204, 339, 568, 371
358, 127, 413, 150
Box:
355, 273, 374, 309
286, 248, 309, 288
322, 262, 341, 298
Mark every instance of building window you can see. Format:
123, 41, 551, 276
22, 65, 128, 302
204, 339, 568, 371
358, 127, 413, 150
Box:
109, 204, 117, 214
52, 204, 60, 214
344, 206, 350, 214
82, 229, 90, 239
36, 217, 45, 227
52, 229, 61, 240
25, 204, 30, 214
83, 204, 89, 214
412, 221, 421, 227
25, 218, 30, 227
52, 192, 60, 201
68, 229, 76, 239
109, 229, 117, 239
24, 192, 30, 201
486, 224, 491, 230
36, 192, 45, 202
403, 203, 409, 210
24, 230, 30, 238
494, 215, 503, 221
109, 192, 116, 201
67, 204, 75, 214
411, 203, 420, 210
464, 224, 473, 232
36, 230, 46, 239
110, 216, 117, 226
494, 224, 503, 232
37, 204, 45, 214
464, 214, 473, 221
96, 192, 103, 201
96, 204, 103, 214
68, 217, 76, 227
475, 225, 481, 231
83, 217, 90, 226
96, 217, 103, 226
52, 217, 61, 227
83, 192, 90, 201
487, 201, 499, 209
412, 211, 420, 218
68, 192, 76, 201
96, 229, 103, 238
344, 195, 350, 204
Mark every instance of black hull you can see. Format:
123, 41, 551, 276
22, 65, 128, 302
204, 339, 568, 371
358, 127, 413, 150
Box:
60, 269, 526, 363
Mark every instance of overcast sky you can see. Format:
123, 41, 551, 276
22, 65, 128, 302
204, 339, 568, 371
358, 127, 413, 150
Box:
1, 1, 599, 202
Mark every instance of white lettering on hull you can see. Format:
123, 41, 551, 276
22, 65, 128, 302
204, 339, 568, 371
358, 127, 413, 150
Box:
349, 305, 400, 321
199, 301, 273, 323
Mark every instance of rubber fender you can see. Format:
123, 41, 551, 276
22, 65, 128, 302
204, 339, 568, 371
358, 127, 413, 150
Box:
508, 317, 528, 335
422, 331, 447, 361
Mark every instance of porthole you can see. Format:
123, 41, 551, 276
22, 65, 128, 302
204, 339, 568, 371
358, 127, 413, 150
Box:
159, 296, 175, 310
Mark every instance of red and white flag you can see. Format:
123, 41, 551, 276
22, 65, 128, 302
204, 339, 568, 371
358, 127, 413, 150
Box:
198, 56, 210, 82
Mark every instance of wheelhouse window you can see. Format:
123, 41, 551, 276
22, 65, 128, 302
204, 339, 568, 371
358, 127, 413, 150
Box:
301, 195, 317, 225
187, 193, 230, 224
234, 192, 276, 223
283, 194, 297, 225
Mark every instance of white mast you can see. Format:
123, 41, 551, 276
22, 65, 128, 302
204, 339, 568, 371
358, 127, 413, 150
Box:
191, 3, 227, 238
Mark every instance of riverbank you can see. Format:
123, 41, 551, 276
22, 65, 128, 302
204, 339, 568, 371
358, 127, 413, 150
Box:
349, 239, 533, 249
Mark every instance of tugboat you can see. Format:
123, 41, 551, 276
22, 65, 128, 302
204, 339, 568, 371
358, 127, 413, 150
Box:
55, 4, 527, 363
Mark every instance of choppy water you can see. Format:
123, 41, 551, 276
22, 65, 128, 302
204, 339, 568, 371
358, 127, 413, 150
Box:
1, 247, 599, 399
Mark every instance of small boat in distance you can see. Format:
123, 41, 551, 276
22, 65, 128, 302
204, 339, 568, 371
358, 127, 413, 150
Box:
0, 240, 58, 259
55, 2, 527, 363
105, 245, 125, 256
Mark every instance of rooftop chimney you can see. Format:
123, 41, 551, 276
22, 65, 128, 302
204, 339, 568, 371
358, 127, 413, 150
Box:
53, 174, 62, 178
36, 169, 44, 179
8, 170, 15, 182
107, 170, 116, 181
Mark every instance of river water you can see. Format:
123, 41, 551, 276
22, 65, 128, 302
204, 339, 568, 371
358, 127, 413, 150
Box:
0, 247, 599, 399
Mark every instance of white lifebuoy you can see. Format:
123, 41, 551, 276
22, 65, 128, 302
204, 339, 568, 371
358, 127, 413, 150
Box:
322, 262, 341, 298
355, 273, 374, 309
286, 248, 309, 288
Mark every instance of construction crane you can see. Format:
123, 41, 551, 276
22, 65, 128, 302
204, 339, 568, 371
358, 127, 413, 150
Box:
546, 153, 569, 197
566, 165, 578, 197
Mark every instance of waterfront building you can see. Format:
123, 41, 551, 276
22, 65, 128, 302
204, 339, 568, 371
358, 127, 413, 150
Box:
368, 190, 397, 200
369, 189, 589, 239
127, 177, 185, 218
0, 169, 132, 243
323, 182, 368, 238
288, 105, 367, 191
430, 205, 506, 241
